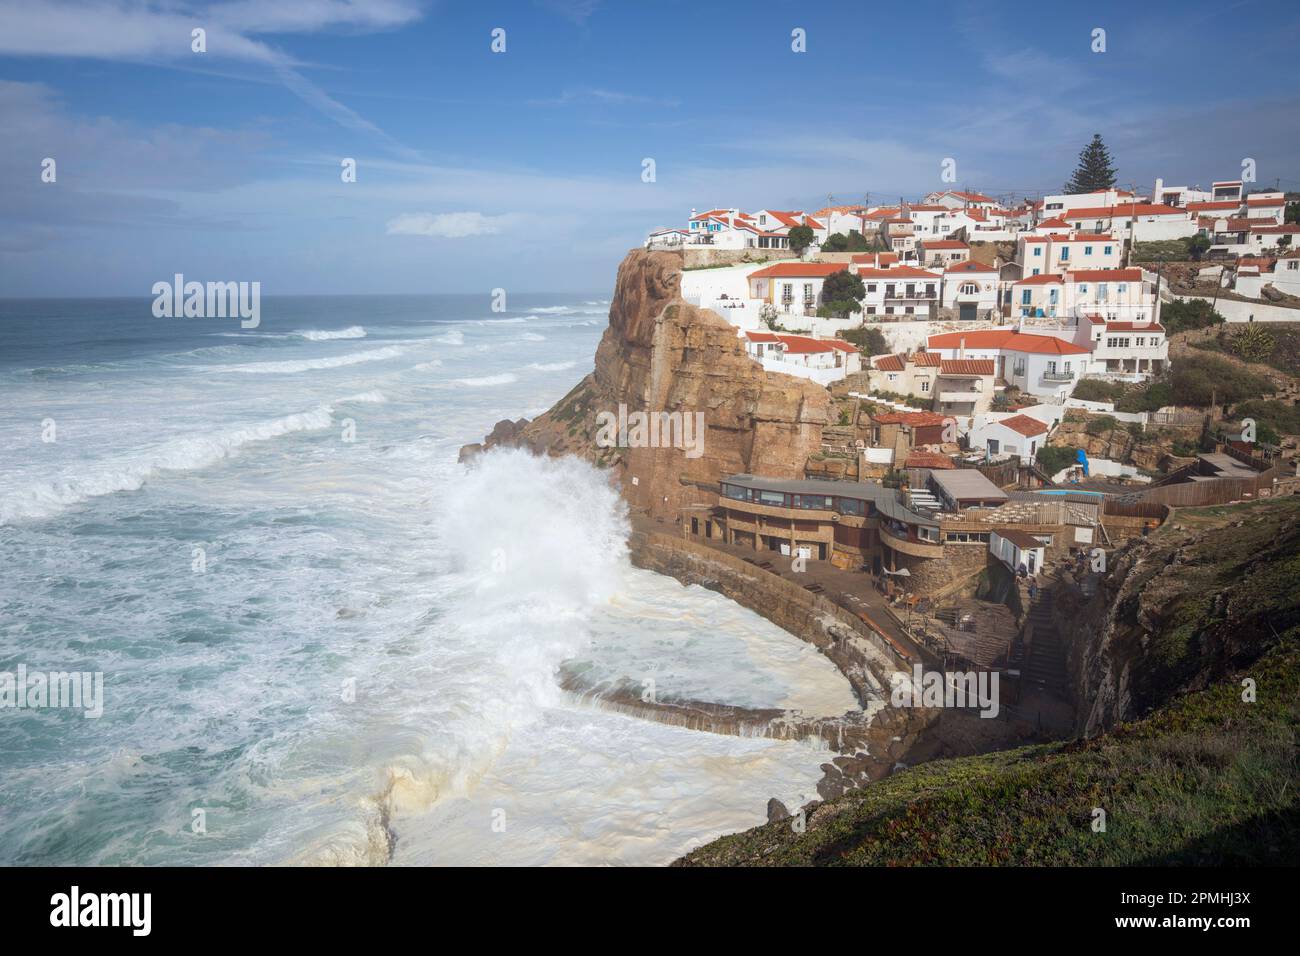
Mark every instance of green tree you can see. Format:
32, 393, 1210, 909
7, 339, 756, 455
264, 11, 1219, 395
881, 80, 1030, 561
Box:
1186, 234, 1211, 262
787, 225, 815, 254
821, 231, 870, 252
817, 270, 866, 317
842, 326, 887, 356
1063, 134, 1118, 194
1284, 200, 1299, 225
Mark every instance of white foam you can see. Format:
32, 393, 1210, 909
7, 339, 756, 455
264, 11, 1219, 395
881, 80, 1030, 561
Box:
453, 373, 516, 387
435, 330, 465, 345
0, 403, 350, 525
521, 332, 546, 342
296, 326, 367, 341
526, 361, 575, 372
208, 346, 405, 374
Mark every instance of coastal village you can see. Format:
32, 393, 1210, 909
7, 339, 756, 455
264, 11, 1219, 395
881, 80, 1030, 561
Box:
629, 163, 1300, 742
467, 146, 1300, 804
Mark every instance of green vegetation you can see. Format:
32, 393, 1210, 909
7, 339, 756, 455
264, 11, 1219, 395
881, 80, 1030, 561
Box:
1130, 236, 1209, 263
1229, 323, 1276, 362
1084, 415, 1118, 436
821, 231, 880, 253
1189, 322, 1300, 376
816, 270, 866, 318
1160, 298, 1225, 335
841, 326, 887, 357
1070, 379, 1124, 404
787, 225, 815, 254
1036, 445, 1077, 476
1232, 399, 1300, 443
1169, 351, 1274, 407
679, 500, 1300, 866
1062, 133, 1118, 194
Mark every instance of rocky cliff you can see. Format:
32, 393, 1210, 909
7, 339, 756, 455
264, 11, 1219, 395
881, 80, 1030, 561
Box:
460, 249, 830, 520
1053, 497, 1300, 736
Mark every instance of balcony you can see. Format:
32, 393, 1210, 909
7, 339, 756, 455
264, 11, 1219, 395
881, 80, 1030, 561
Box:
939, 391, 982, 403
1040, 371, 1075, 383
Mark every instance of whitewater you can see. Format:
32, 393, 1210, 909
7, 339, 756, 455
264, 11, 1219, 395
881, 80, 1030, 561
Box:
0, 294, 856, 866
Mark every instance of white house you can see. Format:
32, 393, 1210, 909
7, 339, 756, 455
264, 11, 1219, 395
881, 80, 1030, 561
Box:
990, 529, 1048, 575
742, 331, 861, 385
1039, 188, 1139, 219
746, 262, 849, 317
1012, 268, 1152, 323
967, 414, 1052, 463
1064, 202, 1196, 242
1017, 234, 1122, 276
855, 264, 943, 318
941, 260, 999, 321
927, 329, 1090, 398
923, 190, 1003, 212
919, 239, 970, 268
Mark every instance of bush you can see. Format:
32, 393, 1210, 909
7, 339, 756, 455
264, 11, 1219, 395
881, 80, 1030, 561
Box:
821, 231, 873, 252
1171, 352, 1274, 407
1070, 379, 1125, 403
842, 326, 887, 356
1085, 415, 1119, 436
787, 225, 814, 254
1162, 299, 1225, 336
1233, 399, 1300, 443
1037, 445, 1077, 476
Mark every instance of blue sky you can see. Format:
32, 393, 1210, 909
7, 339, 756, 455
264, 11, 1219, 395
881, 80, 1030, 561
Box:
2, 0, 1298, 296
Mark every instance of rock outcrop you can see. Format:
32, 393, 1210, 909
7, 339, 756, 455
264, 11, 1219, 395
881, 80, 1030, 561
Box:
461, 249, 831, 521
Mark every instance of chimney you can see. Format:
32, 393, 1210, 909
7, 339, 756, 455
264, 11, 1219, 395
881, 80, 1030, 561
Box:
959, 336, 966, 359
1153, 178, 1164, 204
690, 207, 696, 218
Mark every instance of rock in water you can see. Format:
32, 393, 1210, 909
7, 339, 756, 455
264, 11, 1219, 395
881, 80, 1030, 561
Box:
766, 798, 791, 823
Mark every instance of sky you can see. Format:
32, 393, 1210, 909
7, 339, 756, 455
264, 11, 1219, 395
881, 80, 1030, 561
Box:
1, 0, 1299, 297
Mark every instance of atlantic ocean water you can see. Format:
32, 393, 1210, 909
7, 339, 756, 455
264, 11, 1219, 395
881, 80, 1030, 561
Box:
0, 294, 855, 865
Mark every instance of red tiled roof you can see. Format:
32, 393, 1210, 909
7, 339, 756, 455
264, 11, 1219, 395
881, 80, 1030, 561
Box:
912, 352, 943, 367
946, 260, 997, 273
1036, 217, 1070, 228
873, 354, 905, 371
927, 329, 1090, 355
1015, 274, 1064, 285
996, 414, 1049, 437
1105, 322, 1164, 332
771, 334, 856, 354
855, 265, 940, 279
744, 331, 780, 343
1252, 224, 1300, 234
922, 240, 969, 249
1246, 197, 1284, 207
904, 452, 957, 470
1067, 203, 1189, 219
1065, 267, 1143, 281
748, 262, 848, 279
940, 359, 995, 376
1186, 201, 1242, 212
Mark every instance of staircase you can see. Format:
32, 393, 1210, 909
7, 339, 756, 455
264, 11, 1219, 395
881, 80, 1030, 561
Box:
1023, 586, 1069, 696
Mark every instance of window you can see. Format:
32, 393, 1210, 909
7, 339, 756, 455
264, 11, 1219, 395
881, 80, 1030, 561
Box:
1060, 247, 1069, 260
837, 497, 864, 516
866, 283, 877, 293
758, 490, 785, 506
1135, 337, 1145, 347
1021, 290, 1032, 305
960, 282, 976, 295
1117, 283, 1127, 293
1084, 245, 1093, 255
1033, 247, 1042, 256
803, 283, 814, 304
1032, 268, 1040, 276
1104, 245, 1113, 255
866, 306, 876, 315
920, 380, 930, 392
1078, 283, 1088, 294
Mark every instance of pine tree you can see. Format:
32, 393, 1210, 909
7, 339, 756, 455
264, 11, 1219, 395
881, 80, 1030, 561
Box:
1063, 134, 1118, 194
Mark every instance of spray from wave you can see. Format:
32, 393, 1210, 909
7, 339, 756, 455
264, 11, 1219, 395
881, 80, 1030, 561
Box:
295, 450, 629, 865
207, 346, 406, 374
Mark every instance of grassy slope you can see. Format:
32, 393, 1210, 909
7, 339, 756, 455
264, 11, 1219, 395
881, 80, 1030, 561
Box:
678, 499, 1300, 866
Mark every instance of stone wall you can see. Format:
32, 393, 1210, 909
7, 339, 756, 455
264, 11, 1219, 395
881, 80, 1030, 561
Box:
681, 247, 797, 269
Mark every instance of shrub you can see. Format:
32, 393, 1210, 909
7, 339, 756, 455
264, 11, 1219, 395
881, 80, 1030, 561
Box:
1070, 379, 1124, 404
842, 326, 887, 356
1161, 299, 1225, 336
1085, 415, 1119, 436
1171, 352, 1274, 407
1037, 445, 1077, 476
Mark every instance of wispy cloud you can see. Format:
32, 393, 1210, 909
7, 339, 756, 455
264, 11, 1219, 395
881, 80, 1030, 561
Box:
386, 211, 517, 238
528, 86, 680, 108
0, 0, 426, 156
535, 0, 601, 26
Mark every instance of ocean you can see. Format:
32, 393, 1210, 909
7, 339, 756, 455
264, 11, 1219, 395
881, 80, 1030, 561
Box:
0, 294, 855, 865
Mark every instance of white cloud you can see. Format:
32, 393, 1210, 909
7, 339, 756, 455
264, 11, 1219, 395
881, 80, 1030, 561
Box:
386, 211, 514, 239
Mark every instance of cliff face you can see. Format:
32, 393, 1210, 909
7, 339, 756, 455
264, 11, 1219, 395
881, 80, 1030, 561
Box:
1053, 497, 1300, 736
463, 249, 830, 520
